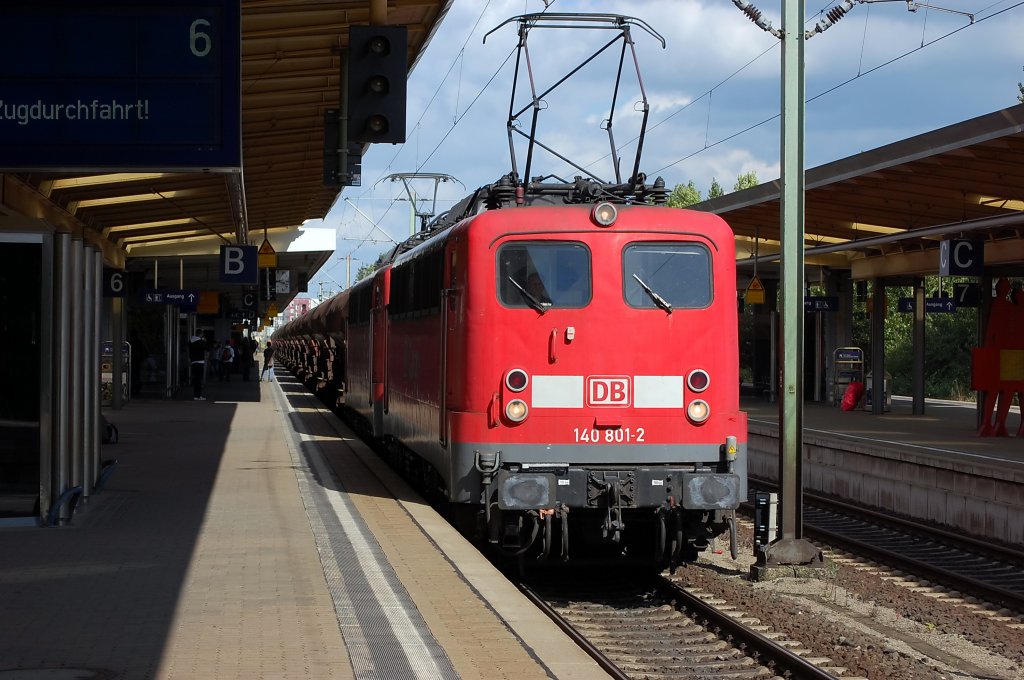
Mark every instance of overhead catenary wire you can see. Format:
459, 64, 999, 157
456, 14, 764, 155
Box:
317, 1, 560, 291
578, 0, 1015, 184
315, 0, 1018, 291
649, 1, 1021, 177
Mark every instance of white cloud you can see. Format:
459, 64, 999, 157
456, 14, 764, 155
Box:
311, 0, 1024, 291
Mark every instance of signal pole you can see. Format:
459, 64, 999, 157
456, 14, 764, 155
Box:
764, 0, 823, 572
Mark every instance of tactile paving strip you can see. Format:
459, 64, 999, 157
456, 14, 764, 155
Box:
274, 389, 460, 680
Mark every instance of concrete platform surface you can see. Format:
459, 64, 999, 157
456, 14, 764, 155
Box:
0, 373, 605, 680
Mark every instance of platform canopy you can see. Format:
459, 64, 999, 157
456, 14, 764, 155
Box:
701, 104, 1024, 281
0, 0, 452, 309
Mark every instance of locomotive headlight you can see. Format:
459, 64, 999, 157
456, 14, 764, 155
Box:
505, 368, 529, 392
591, 202, 618, 227
686, 399, 710, 424
687, 369, 710, 393
505, 399, 529, 422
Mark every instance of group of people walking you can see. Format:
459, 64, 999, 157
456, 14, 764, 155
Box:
187, 335, 275, 400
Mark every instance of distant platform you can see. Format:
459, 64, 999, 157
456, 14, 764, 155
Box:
742, 395, 1024, 546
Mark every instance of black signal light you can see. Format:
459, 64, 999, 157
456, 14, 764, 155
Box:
347, 25, 408, 144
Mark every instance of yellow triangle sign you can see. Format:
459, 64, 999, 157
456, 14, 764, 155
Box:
745, 276, 765, 305
258, 239, 278, 268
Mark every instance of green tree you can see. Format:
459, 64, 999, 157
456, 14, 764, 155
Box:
355, 250, 389, 282
851, 277, 977, 401
734, 171, 759, 191
708, 178, 725, 199
668, 172, 759, 208
666, 180, 702, 207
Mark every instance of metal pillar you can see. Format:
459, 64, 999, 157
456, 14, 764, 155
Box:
90, 250, 102, 491
112, 296, 124, 409
69, 238, 84, 492
759, 0, 823, 571
813, 311, 823, 403
53, 233, 71, 515
912, 278, 926, 415
871, 280, 885, 415
164, 305, 175, 398
38, 234, 55, 521
81, 247, 95, 500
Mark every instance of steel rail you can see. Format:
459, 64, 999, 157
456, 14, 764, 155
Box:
654, 578, 840, 680
807, 522, 1024, 612
748, 478, 1024, 612
515, 581, 632, 680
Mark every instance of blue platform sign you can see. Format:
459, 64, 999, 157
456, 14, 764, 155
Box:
898, 297, 956, 313
164, 289, 200, 310
939, 239, 984, 277
953, 282, 980, 308
138, 288, 165, 305
138, 288, 200, 310
0, 1, 240, 171
220, 245, 258, 284
804, 295, 838, 312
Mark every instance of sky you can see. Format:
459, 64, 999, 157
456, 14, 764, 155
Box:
304, 0, 1024, 299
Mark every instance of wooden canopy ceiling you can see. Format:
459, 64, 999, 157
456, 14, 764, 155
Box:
2, 6, 1021, 287
703, 104, 1024, 280
3, 0, 451, 271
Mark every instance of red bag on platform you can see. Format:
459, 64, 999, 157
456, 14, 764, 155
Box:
841, 381, 865, 411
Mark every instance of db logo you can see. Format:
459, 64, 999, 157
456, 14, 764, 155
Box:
587, 376, 631, 407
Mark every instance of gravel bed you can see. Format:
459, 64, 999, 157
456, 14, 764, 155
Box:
672, 524, 1024, 679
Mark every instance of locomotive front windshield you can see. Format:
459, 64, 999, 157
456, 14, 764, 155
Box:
623, 243, 712, 310
498, 242, 592, 309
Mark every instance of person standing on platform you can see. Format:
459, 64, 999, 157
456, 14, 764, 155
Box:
220, 340, 235, 382
188, 334, 207, 400
259, 341, 275, 382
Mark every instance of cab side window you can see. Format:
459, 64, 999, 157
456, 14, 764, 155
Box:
497, 241, 592, 309
623, 243, 712, 309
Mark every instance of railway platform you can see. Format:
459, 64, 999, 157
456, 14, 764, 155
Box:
743, 395, 1024, 546
0, 372, 605, 680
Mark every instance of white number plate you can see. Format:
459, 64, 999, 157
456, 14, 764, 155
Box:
573, 427, 645, 444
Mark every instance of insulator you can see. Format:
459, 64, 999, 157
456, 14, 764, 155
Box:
826, 5, 850, 23
743, 5, 763, 23
486, 174, 516, 209
650, 176, 669, 205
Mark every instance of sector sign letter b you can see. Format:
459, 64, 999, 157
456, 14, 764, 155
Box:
220, 245, 258, 284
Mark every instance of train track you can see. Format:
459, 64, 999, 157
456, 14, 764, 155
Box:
285, 369, 1022, 677
518, 574, 848, 679
749, 480, 1024, 614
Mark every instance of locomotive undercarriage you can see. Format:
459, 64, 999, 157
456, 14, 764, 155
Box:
473, 457, 741, 568
476, 504, 735, 569
282, 356, 742, 568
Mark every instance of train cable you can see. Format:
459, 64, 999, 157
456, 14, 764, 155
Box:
568, 0, 1018, 183
647, 0, 1023, 178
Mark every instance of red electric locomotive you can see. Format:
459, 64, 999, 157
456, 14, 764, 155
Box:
275, 176, 747, 566
275, 13, 746, 565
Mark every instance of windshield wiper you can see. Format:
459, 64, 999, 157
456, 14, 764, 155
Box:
508, 276, 550, 313
632, 274, 673, 314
